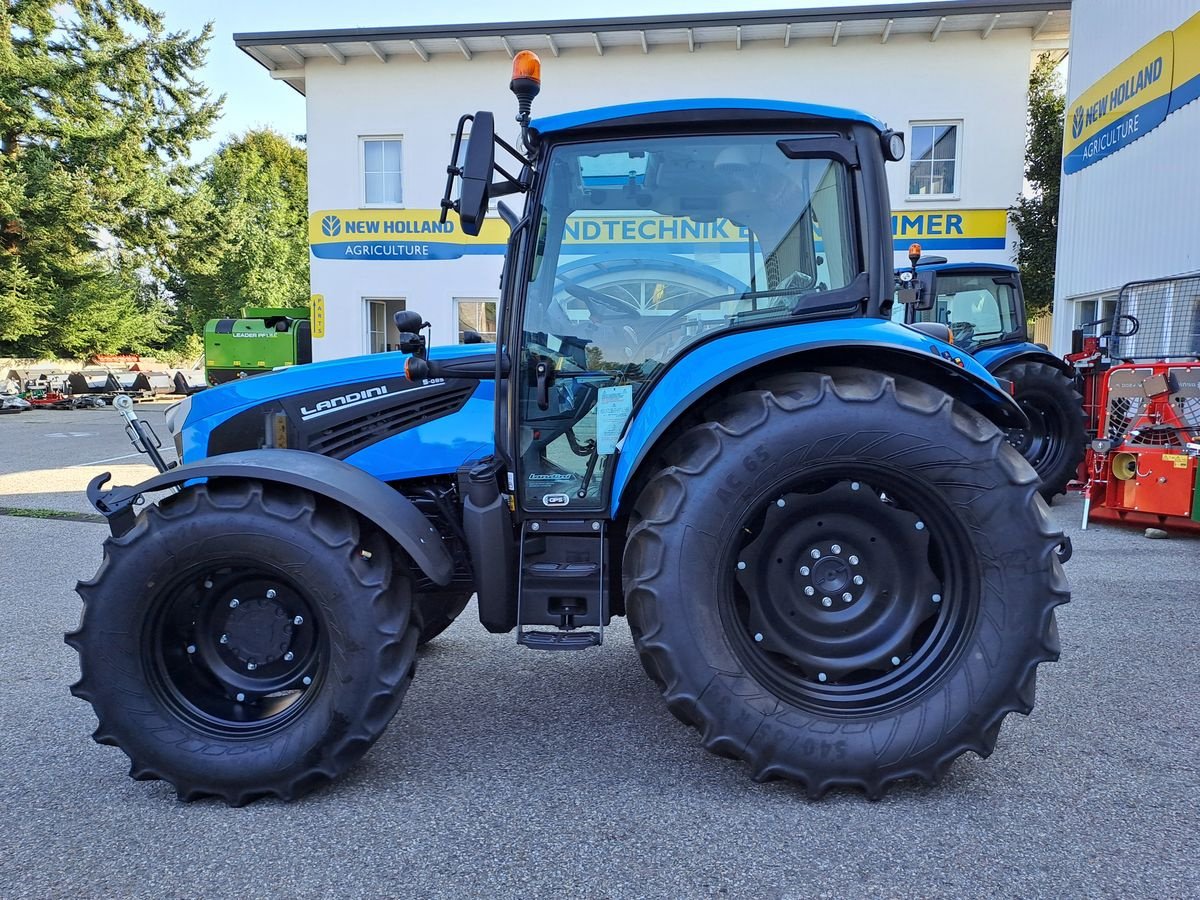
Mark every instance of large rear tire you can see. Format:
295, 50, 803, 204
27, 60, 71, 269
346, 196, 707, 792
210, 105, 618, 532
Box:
66, 481, 420, 805
997, 360, 1086, 499
623, 370, 1068, 798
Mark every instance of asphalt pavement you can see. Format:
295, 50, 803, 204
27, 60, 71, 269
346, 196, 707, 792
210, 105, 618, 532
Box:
0, 408, 1197, 898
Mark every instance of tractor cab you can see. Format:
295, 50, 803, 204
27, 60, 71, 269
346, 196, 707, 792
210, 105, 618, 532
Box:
894, 257, 1026, 356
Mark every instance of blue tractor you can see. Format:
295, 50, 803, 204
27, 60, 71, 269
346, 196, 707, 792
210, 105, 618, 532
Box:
896, 255, 1086, 498
68, 53, 1068, 804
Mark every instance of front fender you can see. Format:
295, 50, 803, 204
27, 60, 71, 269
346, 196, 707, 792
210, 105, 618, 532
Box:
610, 318, 1026, 515
88, 449, 453, 586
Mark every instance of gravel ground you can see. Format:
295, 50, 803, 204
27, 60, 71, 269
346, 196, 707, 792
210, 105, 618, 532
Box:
0, 408, 1197, 898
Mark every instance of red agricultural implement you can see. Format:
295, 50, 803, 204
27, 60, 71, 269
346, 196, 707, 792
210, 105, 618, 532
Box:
1068, 274, 1200, 533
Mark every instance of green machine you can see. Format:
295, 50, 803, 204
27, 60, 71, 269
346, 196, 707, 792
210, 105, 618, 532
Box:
203, 307, 313, 385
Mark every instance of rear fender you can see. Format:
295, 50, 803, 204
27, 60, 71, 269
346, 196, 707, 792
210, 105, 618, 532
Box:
610, 319, 1027, 516
974, 341, 1073, 376
87, 448, 453, 586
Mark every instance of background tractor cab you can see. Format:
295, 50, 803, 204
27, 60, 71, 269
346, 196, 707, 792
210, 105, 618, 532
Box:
71, 50, 1068, 805
894, 251, 1085, 498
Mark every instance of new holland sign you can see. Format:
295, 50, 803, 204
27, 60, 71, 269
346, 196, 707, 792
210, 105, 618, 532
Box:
1064, 10, 1200, 174
309, 208, 1007, 260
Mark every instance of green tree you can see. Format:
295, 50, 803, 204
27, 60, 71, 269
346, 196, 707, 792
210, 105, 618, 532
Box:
170, 129, 309, 332
1010, 54, 1065, 320
0, 1, 219, 357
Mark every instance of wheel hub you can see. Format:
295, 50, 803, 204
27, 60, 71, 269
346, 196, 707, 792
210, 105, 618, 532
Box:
224, 598, 294, 666
734, 481, 942, 681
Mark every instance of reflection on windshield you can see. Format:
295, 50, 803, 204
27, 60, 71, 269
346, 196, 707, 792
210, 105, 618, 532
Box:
518, 132, 861, 511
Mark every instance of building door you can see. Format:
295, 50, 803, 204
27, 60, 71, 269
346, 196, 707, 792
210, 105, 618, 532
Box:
364, 298, 406, 353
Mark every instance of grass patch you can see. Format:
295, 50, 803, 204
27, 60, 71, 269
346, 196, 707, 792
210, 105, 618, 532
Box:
0, 506, 105, 524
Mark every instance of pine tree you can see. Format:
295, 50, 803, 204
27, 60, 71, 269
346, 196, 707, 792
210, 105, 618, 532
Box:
1010, 54, 1065, 321
0, 0, 220, 357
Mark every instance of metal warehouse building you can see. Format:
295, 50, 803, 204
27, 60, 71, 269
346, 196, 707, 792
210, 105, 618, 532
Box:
1051, 0, 1200, 354
236, 0, 1070, 362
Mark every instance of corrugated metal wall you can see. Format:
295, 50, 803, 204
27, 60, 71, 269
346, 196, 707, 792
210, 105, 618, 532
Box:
1051, 0, 1200, 353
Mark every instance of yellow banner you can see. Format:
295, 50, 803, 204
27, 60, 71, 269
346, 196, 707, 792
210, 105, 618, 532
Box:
1170, 10, 1200, 113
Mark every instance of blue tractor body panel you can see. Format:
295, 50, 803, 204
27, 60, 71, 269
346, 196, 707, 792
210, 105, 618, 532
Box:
177, 344, 495, 481
532, 98, 887, 136
609, 318, 1014, 514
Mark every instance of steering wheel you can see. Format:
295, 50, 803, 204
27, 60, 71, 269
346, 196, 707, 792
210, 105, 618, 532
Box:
555, 274, 641, 317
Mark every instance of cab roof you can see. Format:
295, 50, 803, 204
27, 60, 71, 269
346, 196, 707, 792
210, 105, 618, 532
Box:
530, 98, 887, 137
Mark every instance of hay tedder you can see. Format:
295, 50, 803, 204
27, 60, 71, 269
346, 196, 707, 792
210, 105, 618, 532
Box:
1070, 274, 1200, 533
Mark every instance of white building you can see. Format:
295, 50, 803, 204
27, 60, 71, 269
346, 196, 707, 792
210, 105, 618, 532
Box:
236, 1, 1070, 361
1051, 0, 1200, 354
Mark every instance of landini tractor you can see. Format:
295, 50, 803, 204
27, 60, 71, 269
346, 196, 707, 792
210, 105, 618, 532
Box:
896, 256, 1086, 498
68, 53, 1069, 805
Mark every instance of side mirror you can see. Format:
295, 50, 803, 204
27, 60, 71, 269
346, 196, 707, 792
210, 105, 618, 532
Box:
458, 111, 495, 237
914, 270, 937, 311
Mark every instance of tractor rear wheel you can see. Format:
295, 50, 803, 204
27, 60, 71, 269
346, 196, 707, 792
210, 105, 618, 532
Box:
623, 369, 1068, 798
997, 361, 1086, 499
66, 481, 420, 805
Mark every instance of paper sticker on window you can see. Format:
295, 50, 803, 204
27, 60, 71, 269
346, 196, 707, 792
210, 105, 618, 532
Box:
596, 384, 634, 455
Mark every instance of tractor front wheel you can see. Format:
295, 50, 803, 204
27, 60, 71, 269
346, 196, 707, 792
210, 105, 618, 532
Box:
66, 481, 420, 805
623, 370, 1068, 798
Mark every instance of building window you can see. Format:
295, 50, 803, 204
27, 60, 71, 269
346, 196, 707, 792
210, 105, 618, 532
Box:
908, 122, 960, 198
362, 137, 402, 206
455, 298, 498, 343
365, 298, 407, 353
1072, 294, 1118, 335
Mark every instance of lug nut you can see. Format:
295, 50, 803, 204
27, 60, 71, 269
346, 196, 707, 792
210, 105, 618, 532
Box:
800, 565, 810, 576
915, 521, 925, 531
932, 594, 942, 604
849, 555, 860, 566
804, 586, 815, 596
284, 651, 294, 662
246, 662, 257, 671
776, 498, 786, 507
851, 482, 860, 491
229, 598, 239, 609
531, 522, 541, 531
360, 549, 373, 559
810, 548, 820, 559
831, 543, 842, 554
186, 645, 196, 655
302, 676, 312, 686
821, 597, 832, 607
818, 673, 828, 683
591, 521, 600, 531
853, 575, 864, 585
293, 615, 304, 625
266, 589, 277, 599
754, 632, 763, 642
235, 692, 245, 702
842, 592, 852, 602
891, 656, 901, 666
219, 634, 228, 644
203, 579, 213, 589
737, 561, 746, 570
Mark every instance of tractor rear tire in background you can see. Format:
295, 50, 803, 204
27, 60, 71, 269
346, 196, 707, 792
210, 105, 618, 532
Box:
996, 361, 1086, 500
66, 481, 420, 806
414, 590, 473, 645
623, 369, 1069, 798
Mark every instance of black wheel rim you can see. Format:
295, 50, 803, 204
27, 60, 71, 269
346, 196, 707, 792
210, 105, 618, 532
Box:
144, 563, 326, 738
1006, 393, 1065, 473
720, 466, 978, 715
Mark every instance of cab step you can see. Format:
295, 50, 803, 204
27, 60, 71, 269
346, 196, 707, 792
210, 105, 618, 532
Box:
516, 519, 608, 651
517, 630, 602, 651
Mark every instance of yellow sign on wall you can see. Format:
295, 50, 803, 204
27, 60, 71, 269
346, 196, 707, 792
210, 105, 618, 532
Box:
310, 294, 325, 338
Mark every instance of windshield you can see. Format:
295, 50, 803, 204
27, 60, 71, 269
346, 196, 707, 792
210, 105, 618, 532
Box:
518, 132, 861, 510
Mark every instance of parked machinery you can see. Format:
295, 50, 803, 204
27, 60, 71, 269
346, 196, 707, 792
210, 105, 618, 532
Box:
203, 306, 313, 385
1077, 274, 1200, 533
67, 53, 1069, 804
897, 254, 1086, 498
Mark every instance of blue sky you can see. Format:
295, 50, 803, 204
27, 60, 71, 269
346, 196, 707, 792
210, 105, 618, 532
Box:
151, 0, 949, 157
